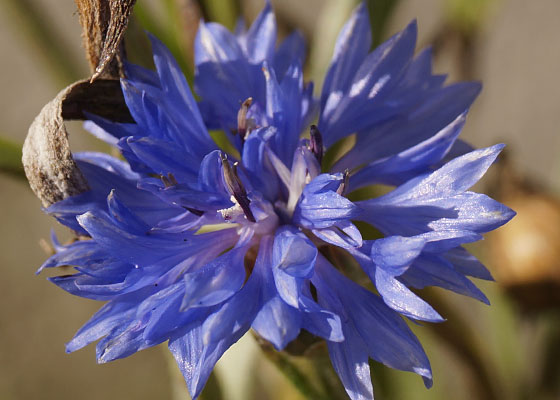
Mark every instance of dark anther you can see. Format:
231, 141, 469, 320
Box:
336, 169, 349, 196
309, 125, 324, 165
161, 173, 204, 215
220, 152, 256, 222
236, 97, 254, 141
160, 172, 178, 188
185, 207, 204, 216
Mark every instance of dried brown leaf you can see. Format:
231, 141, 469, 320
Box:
74, 0, 136, 80
22, 79, 132, 207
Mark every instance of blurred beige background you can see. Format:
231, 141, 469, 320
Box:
1, 0, 559, 399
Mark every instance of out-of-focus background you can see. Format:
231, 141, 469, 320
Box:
1, 0, 559, 399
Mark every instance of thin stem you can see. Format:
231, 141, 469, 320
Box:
421, 289, 502, 400
311, 351, 348, 400
0, 137, 25, 180
262, 346, 328, 400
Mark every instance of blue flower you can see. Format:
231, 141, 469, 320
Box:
40, 2, 515, 399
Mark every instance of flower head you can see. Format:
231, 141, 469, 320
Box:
40, 2, 514, 399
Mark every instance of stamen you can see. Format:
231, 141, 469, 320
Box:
160, 172, 178, 188
185, 207, 204, 216
309, 125, 324, 165
336, 169, 349, 196
160, 173, 204, 216
236, 97, 254, 140
220, 153, 256, 222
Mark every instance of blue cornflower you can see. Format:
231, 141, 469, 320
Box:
40, 2, 514, 399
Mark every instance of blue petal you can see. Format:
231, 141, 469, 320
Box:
401, 254, 490, 304
137, 282, 201, 345
395, 47, 445, 92
106, 190, 150, 234
274, 31, 305, 79
443, 138, 475, 162
370, 235, 426, 276
38, 238, 108, 273
180, 247, 248, 310
444, 247, 493, 280
194, 22, 259, 132
201, 246, 263, 344
78, 211, 237, 267
271, 227, 317, 307
335, 81, 480, 173
47, 154, 179, 232
243, 0, 276, 63
125, 136, 199, 182
83, 114, 139, 146
312, 220, 362, 249
75, 152, 140, 181
320, 3, 372, 112
148, 34, 216, 156
253, 288, 301, 350
124, 61, 160, 87
198, 150, 229, 195
315, 257, 433, 387
272, 226, 317, 278
96, 322, 149, 363
374, 267, 444, 322
49, 274, 118, 300
377, 144, 505, 203
65, 288, 152, 353
120, 79, 150, 128
242, 128, 280, 200
168, 327, 208, 399
169, 254, 264, 398
348, 113, 466, 188
253, 237, 302, 350
294, 173, 360, 229
327, 323, 374, 400
358, 146, 515, 235
299, 295, 344, 342
195, 22, 245, 64
320, 21, 417, 146
420, 230, 482, 253
138, 179, 232, 212
272, 266, 301, 308
429, 192, 515, 233
263, 61, 305, 165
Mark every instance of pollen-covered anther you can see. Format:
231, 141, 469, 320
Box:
336, 169, 350, 196
220, 152, 256, 222
309, 125, 324, 165
236, 97, 255, 140
218, 197, 244, 221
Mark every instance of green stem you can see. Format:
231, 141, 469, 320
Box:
0, 137, 25, 180
421, 289, 502, 400
262, 347, 328, 400
311, 352, 348, 400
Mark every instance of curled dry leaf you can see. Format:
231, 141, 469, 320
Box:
74, 0, 136, 80
23, 1, 136, 207
22, 79, 132, 208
